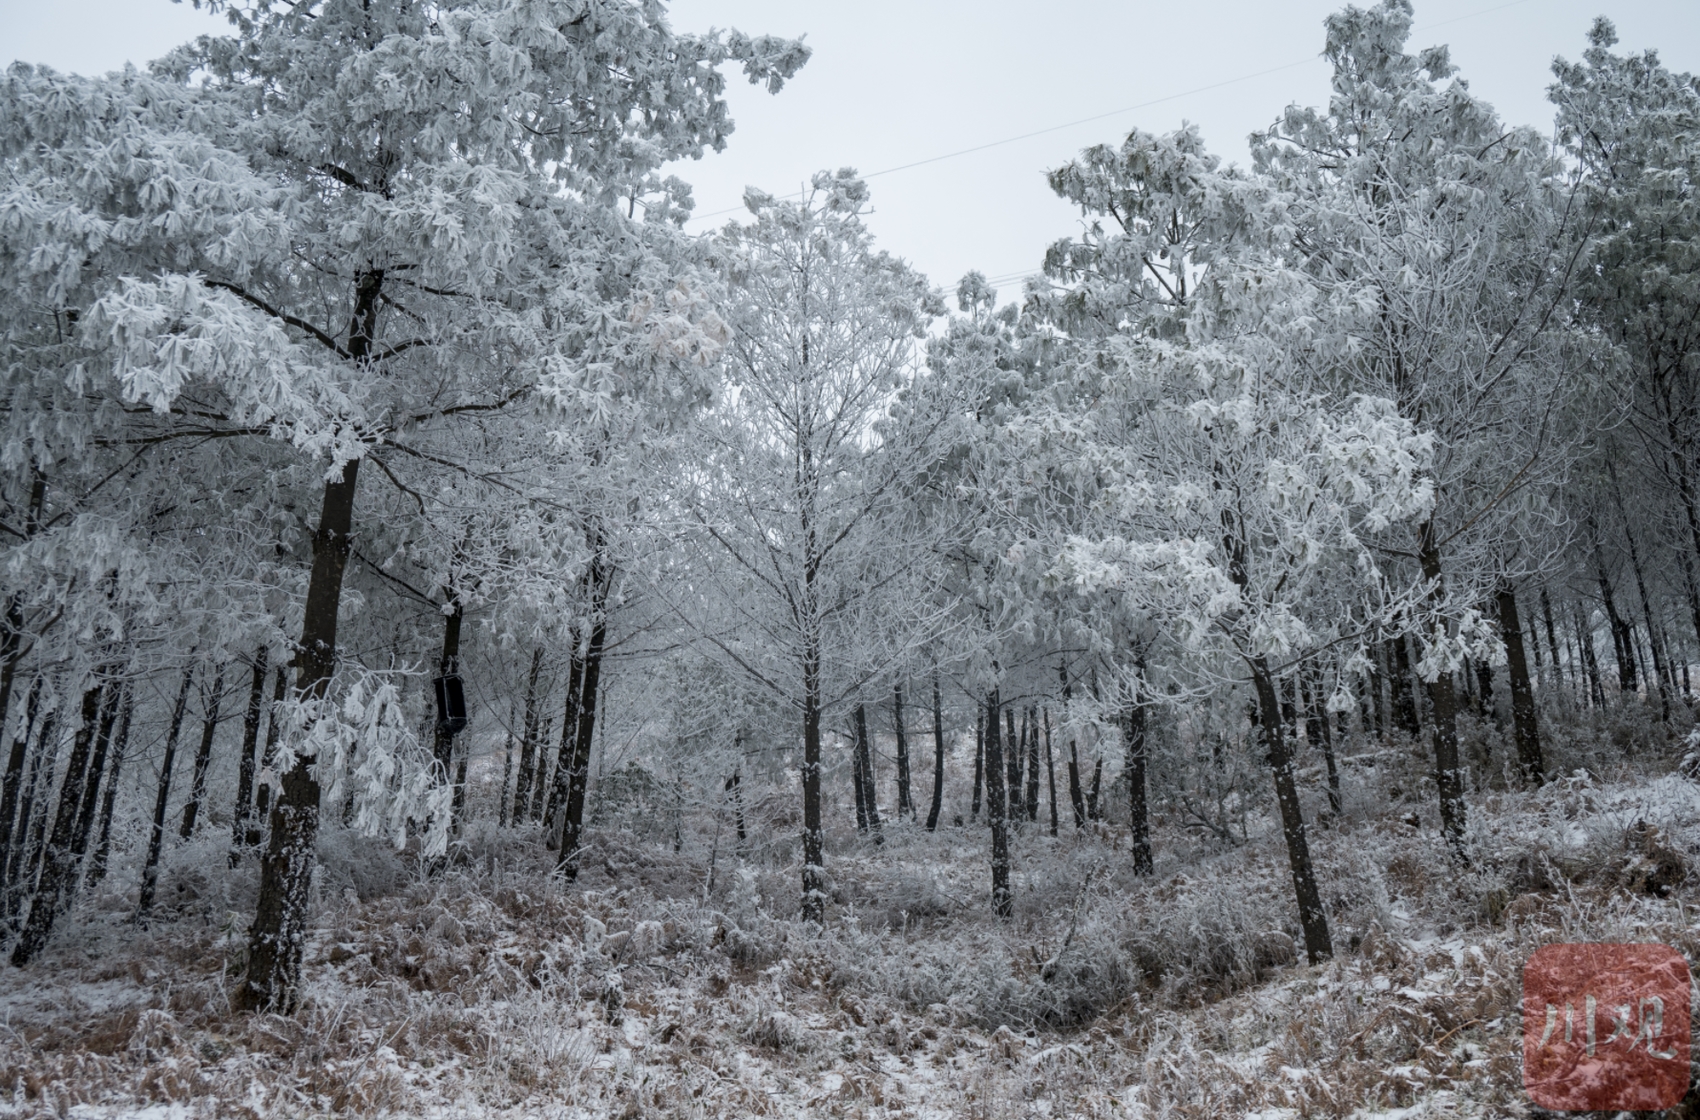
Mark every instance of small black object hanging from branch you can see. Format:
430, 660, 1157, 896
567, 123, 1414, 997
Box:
434, 670, 468, 736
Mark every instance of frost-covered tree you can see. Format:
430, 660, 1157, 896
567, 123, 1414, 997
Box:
682, 172, 946, 922
1251, 0, 1592, 850
0, 0, 803, 1008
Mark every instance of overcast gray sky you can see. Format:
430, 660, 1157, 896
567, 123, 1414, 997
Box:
5, 0, 1697, 303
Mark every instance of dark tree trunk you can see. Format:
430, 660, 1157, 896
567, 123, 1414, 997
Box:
1614, 463, 1673, 718
1592, 531, 1638, 695
8, 700, 59, 924
1043, 707, 1058, 838
1301, 671, 1342, 815
231, 647, 268, 866
1023, 706, 1040, 822
893, 685, 912, 819
179, 666, 225, 840
254, 665, 287, 821
1540, 588, 1566, 699
1123, 686, 1152, 876
1389, 635, 1421, 736
240, 262, 384, 1012
544, 631, 588, 836
984, 690, 1011, 919
0, 677, 43, 893
1418, 523, 1469, 865
969, 709, 983, 821
1577, 604, 1606, 708
1474, 658, 1495, 722
1087, 758, 1103, 821
556, 608, 607, 878
0, 476, 45, 753
1497, 587, 1544, 786
498, 712, 514, 829
136, 665, 195, 921
240, 451, 365, 1012
1004, 708, 1021, 822
1249, 658, 1332, 965
513, 647, 543, 824
725, 770, 747, 845
87, 686, 134, 887
430, 598, 465, 841
11, 680, 105, 966
71, 675, 124, 872
925, 675, 945, 832
1068, 742, 1085, 830
852, 724, 869, 832
530, 713, 553, 823
853, 703, 882, 843
800, 627, 825, 924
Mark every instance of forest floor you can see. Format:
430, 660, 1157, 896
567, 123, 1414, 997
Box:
2, 708, 1699, 1119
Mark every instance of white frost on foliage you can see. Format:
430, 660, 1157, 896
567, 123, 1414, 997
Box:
270, 671, 451, 858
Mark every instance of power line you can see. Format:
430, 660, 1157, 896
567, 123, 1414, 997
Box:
683, 0, 1536, 226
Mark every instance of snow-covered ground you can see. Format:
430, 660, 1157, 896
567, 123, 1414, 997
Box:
5, 715, 1699, 1119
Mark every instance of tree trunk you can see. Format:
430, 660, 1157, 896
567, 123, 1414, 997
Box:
1613, 462, 1672, 719
1023, 706, 1040, 822
1418, 522, 1469, 866
498, 710, 514, 829
984, 690, 1011, 920
1591, 528, 1638, 695
854, 703, 882, 843
136, 665, 195, 921
0, 677, 43, 893
556, 606, 606, 878
893, 685, 912, 820
430, 598, 465, 841
1068, 742, 1085, 830
254, 665, 287, 821
1043, 706, 1058, 838
239, 452, 363, 1012
1497, 587, 1544, 786
925, 674, 945, 832
1577, 604, 1606, 708
7, 699, 59, 924
969, 709, 983, 821
1302, 670, 1343, 815
1249, 658, 1332, 965
11, 679, 105, 966
513, 647, 543, 824
530, 712, 554, 824
1540, 588, 1566, 700
1087, 758, 1103, 821
799, 626, 825, 924
179, 667, 225, 840
86, 686, 134, 887
1388, 635, 1421, 737
1004, 708, 1021, 823
1123, 687, 1152, 876
70, 674, 124, 876
0, 476, 46, 756
231, 647, 268, 866
852, 723, 869, 832
726, 768, 747, 846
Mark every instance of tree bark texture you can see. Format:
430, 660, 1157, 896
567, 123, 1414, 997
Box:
556, 603, 607, 878
86, 687, 133, 887
1496, 587, 1544, 786
1250, 658, 1332, 965
11, 680, 104, 966
925, 675, 945, 832
983, 690, 1011, 920
1417, 523, 1469, 865
239, 453, 362, 1012
893, 685, 912, 819
136, 665, 195, 921
231, 647, 267, 865
179, 667, 225, 840
1123, 691, 1152, 876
